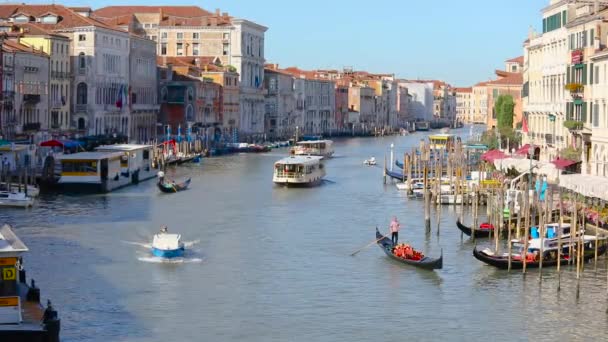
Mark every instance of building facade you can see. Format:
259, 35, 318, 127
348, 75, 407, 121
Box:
264, 65, 295, 139
455, 87, 472, 124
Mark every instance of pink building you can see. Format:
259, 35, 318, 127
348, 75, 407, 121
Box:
335, 85, 349, 133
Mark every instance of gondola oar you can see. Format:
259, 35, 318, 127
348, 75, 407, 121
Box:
351, 228, 384, 256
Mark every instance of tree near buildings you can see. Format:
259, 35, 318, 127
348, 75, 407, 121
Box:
492, 94, 519, 150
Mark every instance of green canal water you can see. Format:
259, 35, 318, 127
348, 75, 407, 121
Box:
4, 126, 608, 341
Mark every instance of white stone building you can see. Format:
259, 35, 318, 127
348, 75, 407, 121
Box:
398, 81, 434, 121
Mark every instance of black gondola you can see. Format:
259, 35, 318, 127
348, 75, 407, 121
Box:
157, 178, 191, 193
472, 243, 608, 270
456, 219, 494, 238
375, 228, 442, 270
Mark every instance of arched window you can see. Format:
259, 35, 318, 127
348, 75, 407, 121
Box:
78, 52, 86, 69
186, 105, 194, 122
187, 87, 194, 102
77, 82, 87, 104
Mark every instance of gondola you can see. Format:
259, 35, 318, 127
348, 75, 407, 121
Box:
456, 219, 494, 238
384, 168, 406, 181
157, 177, 191, 193
375, 228, 442, 270
472, 243, 608, 270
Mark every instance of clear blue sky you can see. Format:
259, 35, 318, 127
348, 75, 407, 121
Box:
61, 0, 547, 86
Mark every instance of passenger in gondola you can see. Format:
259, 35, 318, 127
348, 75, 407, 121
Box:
160, 225, 168, 233
389, 216, 401, 245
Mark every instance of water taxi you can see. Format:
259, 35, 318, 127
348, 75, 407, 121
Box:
428, 133, 459, 150
95, 144, 157, 183
273, 156, 325, 187
364, 157, 376, 166
152, 226, 185, 258
0, 224, 60, 340
414, 121, 430, 131
291, 140, 334, 159
57, 151, 126, 193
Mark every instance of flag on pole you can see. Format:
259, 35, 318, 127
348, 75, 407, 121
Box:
123, 85, 129, 112
522, 115, 529, 134
115, 84, 123, 109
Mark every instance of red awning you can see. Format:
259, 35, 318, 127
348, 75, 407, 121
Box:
515, 144, 531, 155
551, 158, 579, 170
481, 149, 507, 163
39, 139, 63, 147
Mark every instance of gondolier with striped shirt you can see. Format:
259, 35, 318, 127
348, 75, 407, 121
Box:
389, 216, 401, 245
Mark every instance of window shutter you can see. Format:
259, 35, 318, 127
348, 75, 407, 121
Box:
543, 18, 547, 33
590, 63, 594, 84
563, 10, 567, 25
591, 29, 595, 46
582, 64, 588, 84
582, 102, 588, 122
567, 66, 571, 84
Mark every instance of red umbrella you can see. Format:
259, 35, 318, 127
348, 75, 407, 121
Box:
39, 139, 64, 147
481, 149, 506, 163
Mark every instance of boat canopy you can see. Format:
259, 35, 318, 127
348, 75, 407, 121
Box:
39, 139, 84, 149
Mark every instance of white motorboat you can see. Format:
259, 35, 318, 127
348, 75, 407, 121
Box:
151, 226, 185, 258
364, 157, 377, 166
273, 156, 325, 187
0, 183, 39, 197
0, 191, 34, 208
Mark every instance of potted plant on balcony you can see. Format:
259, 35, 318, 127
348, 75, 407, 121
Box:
565, 83, 584, 97
564, 120, 583, 131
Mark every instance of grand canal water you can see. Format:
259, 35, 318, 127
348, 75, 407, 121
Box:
4, 126, 608, 341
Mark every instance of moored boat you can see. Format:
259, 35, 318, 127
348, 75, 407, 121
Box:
273, 156, 325, 187
472, 237, 608, 270
375, 228, 442, 270
456, 220, 494, 238
0, 191, 34, 208
0, 224, 61, 341
151, 226, 185, 258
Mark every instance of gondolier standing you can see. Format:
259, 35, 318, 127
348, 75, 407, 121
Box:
389, 216, 401, 245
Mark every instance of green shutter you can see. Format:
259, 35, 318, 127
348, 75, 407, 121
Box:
591, 29, 595, 46
543, 18, 547, 33
563, 10, 567, 25
590, 63, 594, 84
582, 102, 588, 122
582, 64, 588, 84
567, 102, 572, 120
557, 13, 561, 28
567, 66, 571, 84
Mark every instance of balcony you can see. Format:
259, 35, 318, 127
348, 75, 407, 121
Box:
22, 122, 41, 132
23, 94, 41, 104
565, 83, 584, 99
51, 100, 63, 109
1, 91, 14, 101
75, 104, 87, 112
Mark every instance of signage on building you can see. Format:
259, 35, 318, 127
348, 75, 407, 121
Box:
572, 50, 583, 64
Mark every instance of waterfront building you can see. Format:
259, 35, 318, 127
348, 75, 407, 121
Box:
334, 85, 349, 133
455, 87, 473, 124
0, 4, 159, 141
398, 81, 434, 122
15, 23, 71, 134
523, 1, 575, 161
1, 39, 49, 137
471, 82, 489, 124
157, 58, 222, 139
264, 64, 295, 139
485, 63, 523, 130
201, 63, 239, 141
279, 67, 335, 136
128, 35, 159, 142
93, 6, 268, 138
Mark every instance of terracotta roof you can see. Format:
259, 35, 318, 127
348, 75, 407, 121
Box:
506, 56, 524, 64
0, 4, 121, 31
93, 6, 212, 18
159, 15, 232, 27
454, 87, 472, 93
486, 71, 523, 86
282, 67, 335, 82
157, 56, 225, 72
473, 81, 489, 87
68, 7, 92, 12
3, 38, 48, 56
12, 23, 68, 38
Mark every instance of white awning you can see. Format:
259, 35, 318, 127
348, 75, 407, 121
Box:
559, 174, 608, 201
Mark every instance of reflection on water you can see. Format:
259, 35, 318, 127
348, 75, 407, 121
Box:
5, 127, 608, 341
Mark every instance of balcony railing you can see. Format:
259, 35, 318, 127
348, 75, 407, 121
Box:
75, 104, 87, 112
23, 94, 41, 104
